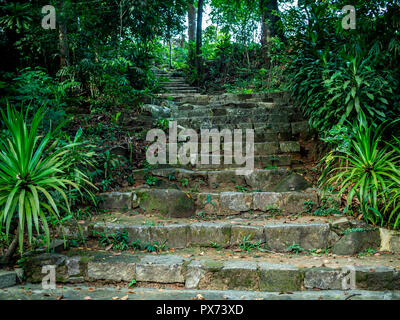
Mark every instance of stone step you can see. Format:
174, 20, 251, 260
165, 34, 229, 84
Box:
169, 92, 291, 105
172, 116, 291, 128
164, 87, 197, 91
157, 142, 300, 156
89, 220, 339, 252
99, 187, 320, 217
171, 104, 289, 115
2, 284, 398, 300
132, 168, 310, 192
164, 89, 199, 93
22, 250, 400, 292
142, 154, 300, 169
0, 270, 18, 289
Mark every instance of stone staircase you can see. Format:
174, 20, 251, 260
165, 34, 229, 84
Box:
155, 68, 200, 96
2, 72, 400, 300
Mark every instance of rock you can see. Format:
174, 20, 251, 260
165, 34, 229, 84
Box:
0, 271, 17, 289
136, 255, 186, 283
195, 193, 220, 215
188, 223, 231, 247
244, 169, 291, 191
274, 174, 311, 192
87, 253, 138, 282
258, 263, 303, 291
230, 225, 265, 245
14, 268, 24, 283
279, 190, 319, 214
279, 141, 300, 153
264, 223, 331, 251
134, 189, 195, 218
304, 268, 344, 290
291, 121, 309, 135
203, 261, 259, 291
150, 224, 189, 249
207, 170, 246, 188
330, 217, 352, 235
356, 266, 400, 290
99, 192, 133, 210
24, 253, 68, 283
185, 260, 206, 289
66, 256, 81, 277
219, 192, 252, 214
379, 228, 400, 253
332, 229, 380, 255
127, 225, 152, 243
141, 104, 170, 119
252, 192, 282, 211
254, 142, 279, 155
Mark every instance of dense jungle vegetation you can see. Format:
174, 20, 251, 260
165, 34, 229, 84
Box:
0, 0, 399, 261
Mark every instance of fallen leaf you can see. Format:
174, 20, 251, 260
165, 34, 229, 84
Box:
83, 296, 92, 300
126, 290, 135, 294
121, 295, 129, 301
105, 244, 113, 251
196, 294, 205, 300
88, 288, 96, 292
112, 296, 119, 300
56, 295, 64, 300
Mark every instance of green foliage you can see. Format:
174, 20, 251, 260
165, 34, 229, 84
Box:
235, 185, 248, 193
210, 241, 222, 251
180, 178, 189, 188
96, 229, 130, 251
285, 242, 305, 254
0, 104, 81, 253
284, 1, 400, 132
319, 120, 400, 227
303, 200, 315, 214
358, 248, 377, 256
145, 176, 158, 186
239, 235, 262, 252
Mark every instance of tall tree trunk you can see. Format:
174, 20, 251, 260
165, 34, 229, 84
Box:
259, 0, 283, 60
196, 0, 204, 79
188, 0, 196, 67
169, 38, 173, 69
58, 0, 70, 73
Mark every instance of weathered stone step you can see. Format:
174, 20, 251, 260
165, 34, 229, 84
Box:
160, 142, 300, 157
2, 284, 398, 300
164, 87, 198, 92
0, 271, 18, 289
143, 154, 300, 169
173, 101, 281, 111
170, 92, 291, 105
22, 251, 400, 292
100, 188, 319, 216
170, 104, 293, 116
133, 168, 311, 192
166, 90, 199, 94
89, 220, 336, 251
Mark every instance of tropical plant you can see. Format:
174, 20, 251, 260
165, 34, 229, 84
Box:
384, 137, 400, 229
60, 128, 97, 208
0, 104, 80, 261
319, 119, 400, 226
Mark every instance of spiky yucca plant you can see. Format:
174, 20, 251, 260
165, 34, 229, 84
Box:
319, 120, 400, 227
0, 104, 79, 257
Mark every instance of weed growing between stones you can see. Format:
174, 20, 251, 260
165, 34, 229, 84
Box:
239, 236, 263, 253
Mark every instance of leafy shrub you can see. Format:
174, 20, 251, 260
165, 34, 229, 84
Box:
0, 104, 80, 253
319, 120, 400, 227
